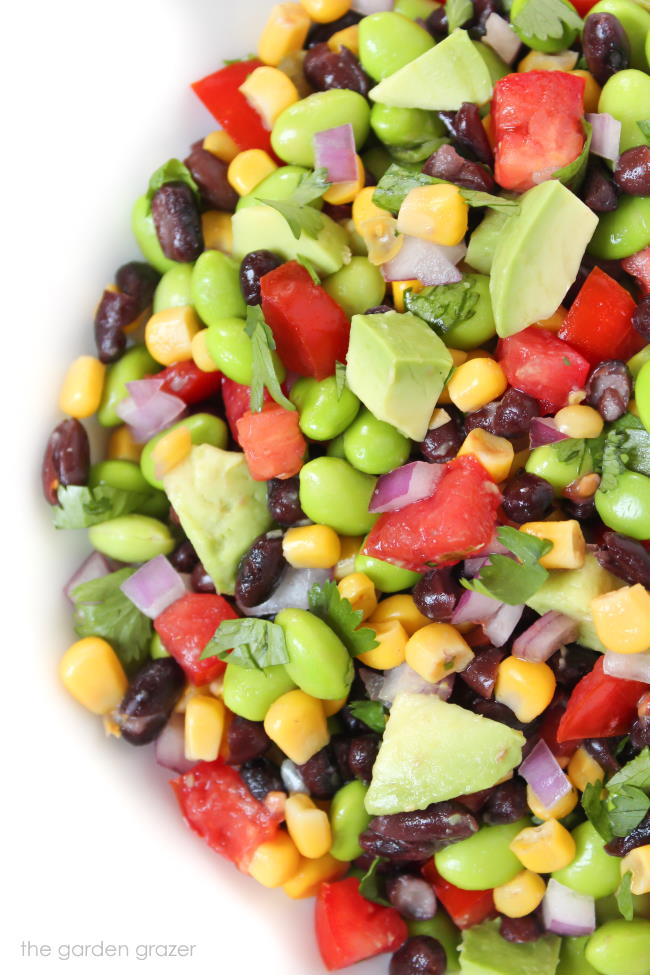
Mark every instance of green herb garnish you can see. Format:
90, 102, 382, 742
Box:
512, 0, 583, 42
308, 581, 379, 658
201, 618, 289, 670
244, 305, 295, 413
53, 486, 150, 529
146, 159, 199, 207
347, 700, 387, 734
461, 526, 552, 605
71, 568, 152, 670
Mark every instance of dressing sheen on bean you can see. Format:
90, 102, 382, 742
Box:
434, 819, 531, 890
299, 457, 378, 535
271, 90, 371, 167
275, 608, 354, 701
290, 375, 361, 441
358, 11, 433, 81
131, 195, 179, 274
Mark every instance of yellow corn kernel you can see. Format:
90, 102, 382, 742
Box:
567, 747, 605, 793
397, 184, 468, 247
570, 70, 602, 114
59, 355, 106, 419
145, 306, 201, 366
458, 428, 514, 483
392, 279, 422, 313
283, 854, 349, 898
285, 794, 333, 859
362, 217, 404, 265
248, 831, 302, 887
338, 572, 377, 621
239, 66, 299, 129
151, 426, 192, 482
203, 129, 240, 163
333, 535, 363, 581
482, 113, 494, 149
526, 784, 578, 822
322, 695, 348, 717
405, 623, 474, 684
447, 357, 508, 413
520, 520, 586, 571
630, 398, 640, 418
495, 657, 556, 724
621, 845, 650, 896
259, 3, 311, 66
227, 149, 278, 197
555, 405, 604, 440
328, 24, 359, 54
301, 0, 351, 22
174, 682, 207, 714
591, 584, 650, 655
201, 210, 233, 253
283, 524, 342, 569
352, 187, 387, 233
510, 448, 531, 478
59, 637, 128, 715
428, 407, 452, 431
518, 50, 579, 72
191, 329, 220, 373
448, 348, 469, 368
369, 594, 430, 636
510, 819, 577, 873
264, 690, 329, 765
357, 620, 408, 670
323, 154, 365, 205
493, 870, 547, 919
184, 695, 225, 762
107, 425, 143, 462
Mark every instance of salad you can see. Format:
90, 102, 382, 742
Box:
42, 0, 650, 972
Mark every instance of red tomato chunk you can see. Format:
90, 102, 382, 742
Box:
622, 246, 650, 294
497, 326, 590, 414
154, 361, 222, 405
221, 376, 273, 444
154, 593, 238, 685
557, 657, 647, 743
237, 403, 306, 480
315, 878, 408, 971
559, 267, 644, 366
422, 861, 496, 929
191, 60, 274, 155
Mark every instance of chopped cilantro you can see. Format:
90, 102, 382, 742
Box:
358, 857, 390, 906
582, 750, 650, 843
459, 189, 521, 212
608, 748, 650, 793
71, 568, 152, 670
599, 429, 628, 494
562, 356, 571, 367
446, 0, 473, 32
335, 361, 347, 400
512, 0, 583, 42
244, 305, 295, 413
555, 438, 588, 465
389, 137, 449, 165
201, 618, 289, 670
616, 872, 634, 922
347, 700, 387, 734
609, 786, 650, 838
146, 158, 199, 208
259, 168, 329, 240
291, 168, 331, 205
372, 163, 437, 215
552, 121, 592, 192
308, 581, 379, 658
53, 485, 150, 529
296, 253, 320, 284
404, 279, 480, 335
582, 780, 613, 842
461, 526, 552, 605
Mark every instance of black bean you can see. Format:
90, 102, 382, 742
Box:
115, 261, 160, 312
235, 534, 286, 608
386, 875, 438, 921
483, 778, 528, 825
227, 715, 271, 765
169, 539, 198, 574
116, 658, 185, 745
306, 9, 362, 46
549, 645, 600, 690
297, 746, 342, 798
459, 647, 504, 700
151, 182, 203, 262
585, 360, 632, 421
267, 477, 305, 526
615, 145, 650, 196
184, 145, 239, 212
500, 915, 543, 943
339, 703, 376, 735
413, 569, 462, 622
420, 415, 465, 463
423, 144, 495, 193
584, 738, 621, 776
502, 473, 555, 523
631, 717, 650, 752
583, 12, 630, 85
474, 699, 526, 729
583, 161, 620, 213
454, 101, 493, 165
190, 562, 216, 593
42, 418, 90, 504
359, 830, 440, 862
425, 7, 448, 39
365, 304, 394, 315
595, 531, 650, 587
93, 289, 135, 364
348, 734, 381, 782
239, 249, 284, 305
303, 43, 371, 96
240, 757, 285, 800
390, 936, 447, 975
494, 389, 540, 438
633, 294, 650, 341
369, 802, 478, 849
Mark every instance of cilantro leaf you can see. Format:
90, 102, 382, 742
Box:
552, 121, 592, 192
555, 438, 588, 466
404, 279, 480, 336
358, 857, 390, 906
617, 872, 634, 922
259, 168, 329, 240
608, 748, 650, 793
223, 53, 257, 66
201, 618, 289, 670
308, 581, 379, 658
347, 700, 387, 734
146, 159, 199, 207
599, 428, 628, 494
608, 785, 650, 838
71, 568, 152, 670
292, 168, 330, 205
446, 0, 473, 32
459, 189, 521, 213
512, 0, 583, 42
244, 305, 295, 413
296, 254, 320, 284
638, 120, 650, 145
609, 413, 650, 478
53, 485, 150, 530
335, 361, 346, 400
372, 163, 437, 215
581, 780, 613, 842
461, 526, 552, 605
582, 752, 650, 844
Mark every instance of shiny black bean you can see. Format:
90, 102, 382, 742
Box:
460, 647, 504, 700
390, 936, 447, 975
457, 788, 492, 814
151, 182, 203, 262
116, 261, 160, 311
239, 249, 284, 306
191, 562, 216, 593
583, 162, 620, 212
549, 645, 600, 689
425, 6, 448, 39
413, 569, 461, 622
474, 699, 526, 729
227, 716, 271, 765
423, 144, 495, 193
633, 294, 650, 341
595, 531, 650, 587
502, 473, 555, 523
631, 717, 650, 751
369, 801, 478, 848
323, 202, 353, 223
306, 9, 361, 46
584, 739, 621, 775
386, 875, 438, 921
267, 477, 305, 526
464, 402, 499, 435
494, 389, 540, 438
500, 915, 543, 943
419, 416, 465, 463
116, 658, 185, 745
583, 12, 630, 85
297, 746, 342, 798
303, 43, 371, 97
473, 0, 502, 26
365, 304, 394, 315
169, 539, 198, 574
93, 288, 135, 364
585, 360, 632, 421
235, 534, 286, 608
615, 145, 650, 196
42, 418, 90, 504
184, 145, 239, 212
606, 811, 650, 856
348, 734, 380, 782
240, 757, 285, 800
483, 778, 528, 825
359, 830, 435, 862
454, 101, 493, 165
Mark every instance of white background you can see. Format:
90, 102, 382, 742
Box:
3, 2, 380, 973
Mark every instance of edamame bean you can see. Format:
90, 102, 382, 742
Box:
358, 12, 433, 82
589, 0, 650, 71
326, 434, 346, 458
140, 413, 228, 489
393, 0, 439, 21
525, 442, 594, 496
88, 514, 174, 562
362, 146, 393, 183
552, 822, 621, 899
370, 104, 445, 148
588, 195, 650, 261
290, 376, 360, 441
329, 780, 372, 861
628, 345, 650, 380
299, 457, 378, 535
275, 608, 354, 701
223, 662, 297, 721
98, 345, 159, 427
355, 548, 422, 593
131, 195, 178, 274
191, 250, 246, 327
434, 820, 531, 890
511, 0, 578, 52
153, 263, 194, 312
557, 936, 599, 975
635, 358, 650, 431
585, 919, 650, 975
322, 258, 386, 319
236, 165, 315, 212
442, 274, 497, 350
150, 633, 170, 659
598, 69, 650, 155
205, 317, 252, 385
89, 459, 169, 518
408, 916, 461, 974
595, 469, 650, 539
343, 408, 411, 475
271, 90, 371, 167
597, 893, 650, 923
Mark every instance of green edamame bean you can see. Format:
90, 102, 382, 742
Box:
131, 195, 178, 274
370, 104, 445, 148
595, 469, 650, 539
434, 819, 531, 890
635, 359, 650, 430
191, 250, 246, 327
275, 608, 354, 700
362, 146, 393, 183
153, 263, 194, 312
598, 69, 650, 155
290, 376, 360, 441
326, 434, 346, 458
89, 460, 169, 518
393, 0, 439, 21
329, 781, 372, 861
322, 258, 386, 319
440, 274, 497, 350
585, 919, 650, 975
98, 345, 159, 427
588, 195, 650, 261
359, 12, 433, 82
300, 457, 378, 535
223, 662, 296, 721
140, 413, 228, 489
589, 0, 650, 71
343, 407, 411, 475
557, 936, 599, 975
355, 548, 422, 593
511, 0, 578, 52
271, 90, 371, 167
525, 441, 593, 496
597, 892, 650, 924
552, 822, 621, 899
206, 317, 286, 386
236, 164, 317, 211
408, 916, 461, 974
88, 514, 174, 563
628, 345, 650, 380
150, 633, 170, 659
346, 223, 369, 257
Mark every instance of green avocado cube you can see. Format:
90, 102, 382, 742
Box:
460, 921, 561, 975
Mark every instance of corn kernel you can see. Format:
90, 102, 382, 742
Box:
518, 50, 579, 72
405, 623, 474, 684
357, 620, 408, 670
150, 425, 192, 482
621, 845, 650, 896
283, 524, 342, 569
428, 407, 452, 431
493, 870, 546, 919
520, 520, 586, 571
145, 305, 201, 366
107, 425, 143, 462
174, 683, 206, 713
526, 784, 578, 822
448, 348, 469, 368
495, 657, 556, 724
328, 24, 359, 54
323, 154, 365, 205
447, 357, 508, 413
228, 149, 278, 197
283, 853, 349, 898
535, 307, 567, 332
322, 696, 348, 717
301, 0, 351, 22
361, 217, 404, 265
591, 584, 650, 655
458, 428, 514, 483
397, 184, 469, 247
369, 594, 430, 636
259, 3, 311, 66
59, 637, 128, 715
567, 747, 605, 793
352, 187, 387, 234
264, 690, 329, 765
570, 70, 602, 114
59, 355, 106, 418
392, 279, 422, 313
338, 572, 377, 621
203, 129, 240, 163
248, 831, 302, 887
184, 695, 225, 762
482, 113, 494, 149
510, 819, 576, 873
239, 66, 299, 129
191, 329, 220, 373
201, 210, 233, 252
510, 448, 531, 478
555, 404, 604, 440
333, 535, 363, 581
285, 794, 332, 859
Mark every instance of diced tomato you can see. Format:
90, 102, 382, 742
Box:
364, 456, 502, 571
221, 377, 273, 444
492, 71, 586, 193
422, 861, 496, 929
153, 361, 222, 405
571, 0, 599, 14
260, 262, 350, 381
497, 326, 591, 414
154, 593, 238, 685
236, 403, 306, 480
557, 657, 647, 743
315, 878, 408, 971
559, 267, 644, 366
622, 246, 650, 295
191, 60, 274, 155
171, 759, 282, 870
537, 703, 581, 759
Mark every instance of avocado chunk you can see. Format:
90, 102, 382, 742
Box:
346, 311, 453, 441
466, 209, 511, 275
162, 444, 272, 595
365, 693, 524, 815
526, 553, 624, 652
231, 203, 350, 277
459, 921, 561, 975
490, 180, 598, 337
368, 29, 493, 111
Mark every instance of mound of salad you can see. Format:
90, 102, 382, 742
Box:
42, 0, 650, 972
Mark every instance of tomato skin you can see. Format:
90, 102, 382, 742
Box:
154, 361, 222, 405
236, 403, 306, 481
557, 657, 647, 743
315, 878, 408, 971
497, 326, 591, 414
260, 262, 350, 381
571, 0, 599, 14
492, 71, 586, 192
171, 759, 282, 870
622, 246, 650, 295
221, 377, 275, 444
421, 862, 496, 929
154, 593, 238, 685
363, 456, 501, 571
559, 267, 644, 365
191, 60, 273, 154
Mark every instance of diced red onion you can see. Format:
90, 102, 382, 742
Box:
484, 602, 524, 648
280, 759, 309, 794
126, 376, 165, 406
452, 589, 502, 626
64, 551, 111, 601
155, 714, 194, 775
359, 667, 386, 702
379, 665, 454, 705
313, 123, 357, 184
482, 12, 521, 65
512, 611, 579, 663
120, 555, 187, 618
387, 875, 437, 921
352, 0, 393, 12
519, 739, 572, 808
542, 879, 596, 937
369, 461, 446, 513
237, 567, 332, 617
463, 557, 490, 578
116, 380, 186, 443
586, 112, 621, 162
604, 650, 650, 683
622, 246, 650, 295
381, 235, 466, 285
530, 417, 568, 448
